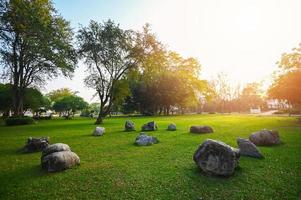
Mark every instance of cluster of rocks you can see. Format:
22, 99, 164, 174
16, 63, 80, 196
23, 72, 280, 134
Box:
21, 120, 280, 176
41, 143, 80, 172
193, 129, 280, 177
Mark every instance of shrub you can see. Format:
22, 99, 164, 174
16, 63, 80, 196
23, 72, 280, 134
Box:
5, 117, 35, 126
33, 115, 52, 120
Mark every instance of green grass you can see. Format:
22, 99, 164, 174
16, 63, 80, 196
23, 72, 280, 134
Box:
0, 114, 300, 200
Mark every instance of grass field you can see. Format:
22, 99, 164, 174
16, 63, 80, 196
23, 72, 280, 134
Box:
0, 115, 300, 200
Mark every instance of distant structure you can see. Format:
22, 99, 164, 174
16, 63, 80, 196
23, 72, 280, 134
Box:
250, 107, 261, 114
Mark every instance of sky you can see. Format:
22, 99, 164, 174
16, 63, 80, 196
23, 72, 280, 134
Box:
46, 0, 301, 102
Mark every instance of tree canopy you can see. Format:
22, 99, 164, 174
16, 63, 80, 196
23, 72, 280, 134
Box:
0, 0, 77, 116
77, 20, 135, 124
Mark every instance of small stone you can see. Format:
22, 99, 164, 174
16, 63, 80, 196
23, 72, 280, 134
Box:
23, 137, 50, 152
135, 132, 159, 146
190, 126, 213, 134
249, 129, 280, 146
93, 127, 105, 136
167, 123, 176, 131
141, 121, 157, 131
125, 120, 135, 131
237, 138, 263, 158
193, 139, 240, 177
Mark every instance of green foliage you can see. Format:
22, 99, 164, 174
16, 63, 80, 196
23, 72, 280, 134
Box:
46, 88, 76, 103
122, 26, 210, 115
77, 19, 134, 123
0, 115, 300, 199
0, 0, 77, 115
0, 83, 50, 113
52, 95, 88, 118
4, 116, 34, 126
0, 83, 12, 113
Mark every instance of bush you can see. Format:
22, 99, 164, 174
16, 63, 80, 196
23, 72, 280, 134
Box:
5, 117, 35, 126
33, 115, 52, 120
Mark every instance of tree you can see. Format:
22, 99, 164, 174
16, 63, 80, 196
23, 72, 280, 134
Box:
268, 43, 301, 108
52, 95, 88, 119
269, 70, 301, 107
0, 83, 12, 116
0, 0, 77, 116
77, 20, 135, 124
122, 26, 210, 115
0, 83, 50, 115
47, 88, 76, 103
239, 82, 265, 111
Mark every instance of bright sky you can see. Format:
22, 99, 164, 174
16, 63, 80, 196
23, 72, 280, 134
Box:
47, 0, 301, 102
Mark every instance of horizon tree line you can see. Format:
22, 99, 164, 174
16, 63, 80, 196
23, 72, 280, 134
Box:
0, 0, 300, 124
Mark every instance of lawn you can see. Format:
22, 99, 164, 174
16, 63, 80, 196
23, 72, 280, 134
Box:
0, 115, 300, 200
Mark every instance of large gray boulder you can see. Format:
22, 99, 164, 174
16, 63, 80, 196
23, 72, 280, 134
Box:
42, 143, 70, 157
167, 123, 176, 131
141, 121, 157, 131
23, 137, 50, 153
41, 143, 80, 172
237, 138, 263, 158
135, 133, 158, 146
93, 127, 105, 136
193, 139, 240, 177
125, 120, 135, 131
190, 126, 213, 134
249, 129, 280, 146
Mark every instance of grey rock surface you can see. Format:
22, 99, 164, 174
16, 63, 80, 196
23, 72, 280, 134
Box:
93, 127, 105, 136
167, 123, 176, 131
41, 143, 79, 172
193, 139, 240, 177
141, 121, 157, 131
249, 129, 280, 146
237, 138, 263, 158
190, 126, 213, 134
135, 133, 159, 146
125, 120, 135, 131
23, 137, 49, 153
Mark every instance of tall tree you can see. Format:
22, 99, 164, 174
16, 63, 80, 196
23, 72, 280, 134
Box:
269, 43, 301, 108
0, 0, 77, 116
77, 20, 135, 124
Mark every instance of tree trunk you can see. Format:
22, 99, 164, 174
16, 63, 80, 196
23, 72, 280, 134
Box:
12, 86, 24, 116
95, 112, 103, 124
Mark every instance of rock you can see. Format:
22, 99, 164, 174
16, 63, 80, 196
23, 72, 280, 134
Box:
249, 129, 280, 146
193, 139, 240, 177
135, 133, 159, 146
167, 123, 176, 131
42, 143, 70, 157
125, 120, 135, 131
190, 126, 213, 134
93, 127, 105, 136
237, 138, 263, 158
41, 151, 80, 172
141, 121, 157, 131
41, 143, 80, 172
23, 137, 50, 152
